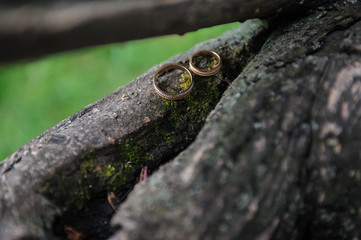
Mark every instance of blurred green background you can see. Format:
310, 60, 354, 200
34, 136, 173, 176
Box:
0, 22, 239, 161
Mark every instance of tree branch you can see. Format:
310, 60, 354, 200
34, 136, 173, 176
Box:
0, 19, 269, 239
0, 0, 321, 62
111, 1, 361, 239
2, 1, 361, 239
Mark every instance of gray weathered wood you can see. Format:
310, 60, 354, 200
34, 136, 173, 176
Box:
0, 0, 322, 62
0, 20, 269, 240
111, 1, 361, 239
2, 0, 361, 239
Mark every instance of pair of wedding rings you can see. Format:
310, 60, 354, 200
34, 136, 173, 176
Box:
153, 50, 222, 100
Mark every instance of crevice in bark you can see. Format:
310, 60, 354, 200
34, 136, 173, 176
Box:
0, 20, 273, 240
79, 3, 361, 239
5, 1, 361, 238
38, 25, 272, 240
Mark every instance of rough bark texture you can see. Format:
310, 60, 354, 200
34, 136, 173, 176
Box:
1, 0, 361, 240
0, 20, 269, 240
111, 1, 361, 240
0, 0, 324, 63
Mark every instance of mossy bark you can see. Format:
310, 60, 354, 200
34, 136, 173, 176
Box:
0, 20, 269, 240
1, 0, 361, 239
111, 1, 361, 240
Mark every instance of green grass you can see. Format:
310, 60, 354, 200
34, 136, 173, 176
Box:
0, 22, 239, 161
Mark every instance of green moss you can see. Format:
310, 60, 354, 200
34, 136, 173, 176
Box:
183, 74, 220, 121
118, 141, 143, 164
102, 164, 117, 177
155, 75, 220, 155
179, 73, 192, 91
207, 58, 220, 70
164, 131, 176, 145
80, 156, 96, 177
37, 139, 157, 211
164, 99, 178, 108
37, 159, 94, 211
71, 178, 91, 210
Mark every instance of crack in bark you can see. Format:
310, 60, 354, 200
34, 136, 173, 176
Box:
110, 2, 361, 239
0, 20, 271, 240
2, 1, 361, 239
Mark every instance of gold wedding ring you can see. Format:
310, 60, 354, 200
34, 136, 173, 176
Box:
189, 50, 222, 76
153, 63, 194, 100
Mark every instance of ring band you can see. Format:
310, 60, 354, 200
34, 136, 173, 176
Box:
189, 50, 222, 76
153, 63, 194, 100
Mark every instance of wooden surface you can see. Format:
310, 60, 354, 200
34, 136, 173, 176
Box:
111, 1, 361, 239
0, 0, 322, 63
2, 0, 361, 239
0, 19, 269, 239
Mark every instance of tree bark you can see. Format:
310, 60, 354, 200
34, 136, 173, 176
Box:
111, 1, 361, 240
0, 19, 269, 240
1, 0, 361, 240
0, 0, 323, 63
